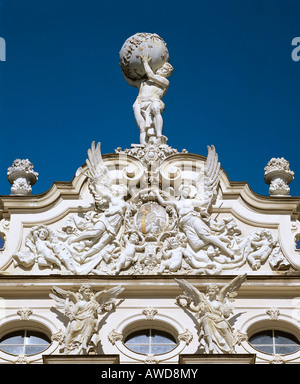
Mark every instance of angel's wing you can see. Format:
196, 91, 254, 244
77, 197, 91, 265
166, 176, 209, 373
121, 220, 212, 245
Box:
86, 141, 111, 186
218, 273, 247, 303
94, 285, 124, 305
196, 145, 221, 211
49, 286, 79, 310
175, 278, 205, 306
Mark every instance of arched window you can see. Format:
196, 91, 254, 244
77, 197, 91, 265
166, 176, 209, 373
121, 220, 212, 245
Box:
0, 237, 4, 250
0, 330, 50, 356
249, 329, 300, 355
124, 329, 177, 355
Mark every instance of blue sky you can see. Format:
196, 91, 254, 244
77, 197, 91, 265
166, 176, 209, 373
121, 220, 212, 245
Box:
0, 0, 299, 197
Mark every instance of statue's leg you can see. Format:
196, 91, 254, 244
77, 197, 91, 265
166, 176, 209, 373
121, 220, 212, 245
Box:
151, 101, 163, 140
133, 101, 146, 144
203, 234, 235, 258
69, 229, 103, 244
81, 233, 112, 260
190, 218, 235, 258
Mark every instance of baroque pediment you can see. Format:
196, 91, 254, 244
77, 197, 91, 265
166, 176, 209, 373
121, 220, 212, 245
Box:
1, 140, 299, 277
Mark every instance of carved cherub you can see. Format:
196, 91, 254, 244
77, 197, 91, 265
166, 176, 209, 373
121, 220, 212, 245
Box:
50, 284, 124, 354
111, 231, 146, 274
244, 229, 276, 270
13, 225, 64, 270
159, 234, 188, 274
175, 274, 246, 354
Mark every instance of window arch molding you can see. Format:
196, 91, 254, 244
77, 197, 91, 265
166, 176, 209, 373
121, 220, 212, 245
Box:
0, 314, 61, 363
238, 313, 300, 362
107, 311, 194, 364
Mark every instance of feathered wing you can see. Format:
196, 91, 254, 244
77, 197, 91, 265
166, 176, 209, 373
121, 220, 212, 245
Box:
196, 145, 221, 212
94, 285, 124, 305
218, 273, 247, 304
85, 141, 113, 205
175, 278, 205, 306
86, 141, 112, 185
49, 286, 79, 310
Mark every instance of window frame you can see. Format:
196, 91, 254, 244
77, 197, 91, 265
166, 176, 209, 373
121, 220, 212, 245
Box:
249, 328, 300, 356
124, 328, 177, 356
0, 328, 51, 356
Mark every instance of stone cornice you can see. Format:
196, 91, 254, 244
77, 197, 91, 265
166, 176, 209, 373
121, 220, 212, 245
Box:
0, 274, 299, 297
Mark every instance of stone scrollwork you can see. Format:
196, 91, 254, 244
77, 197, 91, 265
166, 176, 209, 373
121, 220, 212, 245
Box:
49, 284, 124, 355
17, 308, 33, 320
108, 329, 123, 346
266, 308, 280, 320
178, 329, 193, 345
12, 142, 291, 276
175, 275, 247, 354
142, 307, 158, 320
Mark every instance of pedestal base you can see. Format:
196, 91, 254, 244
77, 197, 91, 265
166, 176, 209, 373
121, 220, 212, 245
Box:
43, 354, 120, 364
179, 354, 256, 364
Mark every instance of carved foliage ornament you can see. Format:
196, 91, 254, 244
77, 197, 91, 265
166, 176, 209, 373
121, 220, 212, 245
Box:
264, 157, 294, 196
7, 159, 38, 196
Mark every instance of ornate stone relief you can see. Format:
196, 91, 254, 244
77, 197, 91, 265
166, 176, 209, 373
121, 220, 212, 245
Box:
49, 284, 124, 355
7, 159, 38, 196
142, 307, 158, 320
270, 354, 286, 364
264, 157, 294, 196
108, 329, 123, 346
175, 275, 247, 354
178, 329, 193, 345
266, 308, 280, 320
13, 355, 30, 364
11, 141, 292, 276
17, 307, 33, 320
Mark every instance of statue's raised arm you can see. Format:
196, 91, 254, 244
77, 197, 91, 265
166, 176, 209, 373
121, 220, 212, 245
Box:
140, 53, 170, 90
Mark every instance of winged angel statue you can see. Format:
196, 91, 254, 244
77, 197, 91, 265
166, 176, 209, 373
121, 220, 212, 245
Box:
175, 274, 246, 354
70, 141, 129, 268
155, 145, 235, 261
50, 284, 124, 354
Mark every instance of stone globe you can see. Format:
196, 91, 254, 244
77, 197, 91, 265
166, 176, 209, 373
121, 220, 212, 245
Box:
119, 32, 169, 85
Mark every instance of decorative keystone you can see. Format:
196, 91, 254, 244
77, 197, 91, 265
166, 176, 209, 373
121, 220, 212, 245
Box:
264, 157, 294, 196
7, 159, 38, 196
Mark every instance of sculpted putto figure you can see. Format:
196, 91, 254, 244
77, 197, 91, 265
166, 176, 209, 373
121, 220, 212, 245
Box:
50, 284, 124, 354
243, 229, 276, 270
111, 231, 146, 275
125, 53, 173, 145
175, 274, 246, 354
13, 224, 76, 272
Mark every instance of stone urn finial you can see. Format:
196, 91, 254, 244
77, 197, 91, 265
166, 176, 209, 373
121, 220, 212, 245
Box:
7, 159, 38, 196
264, 157, 294, 196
